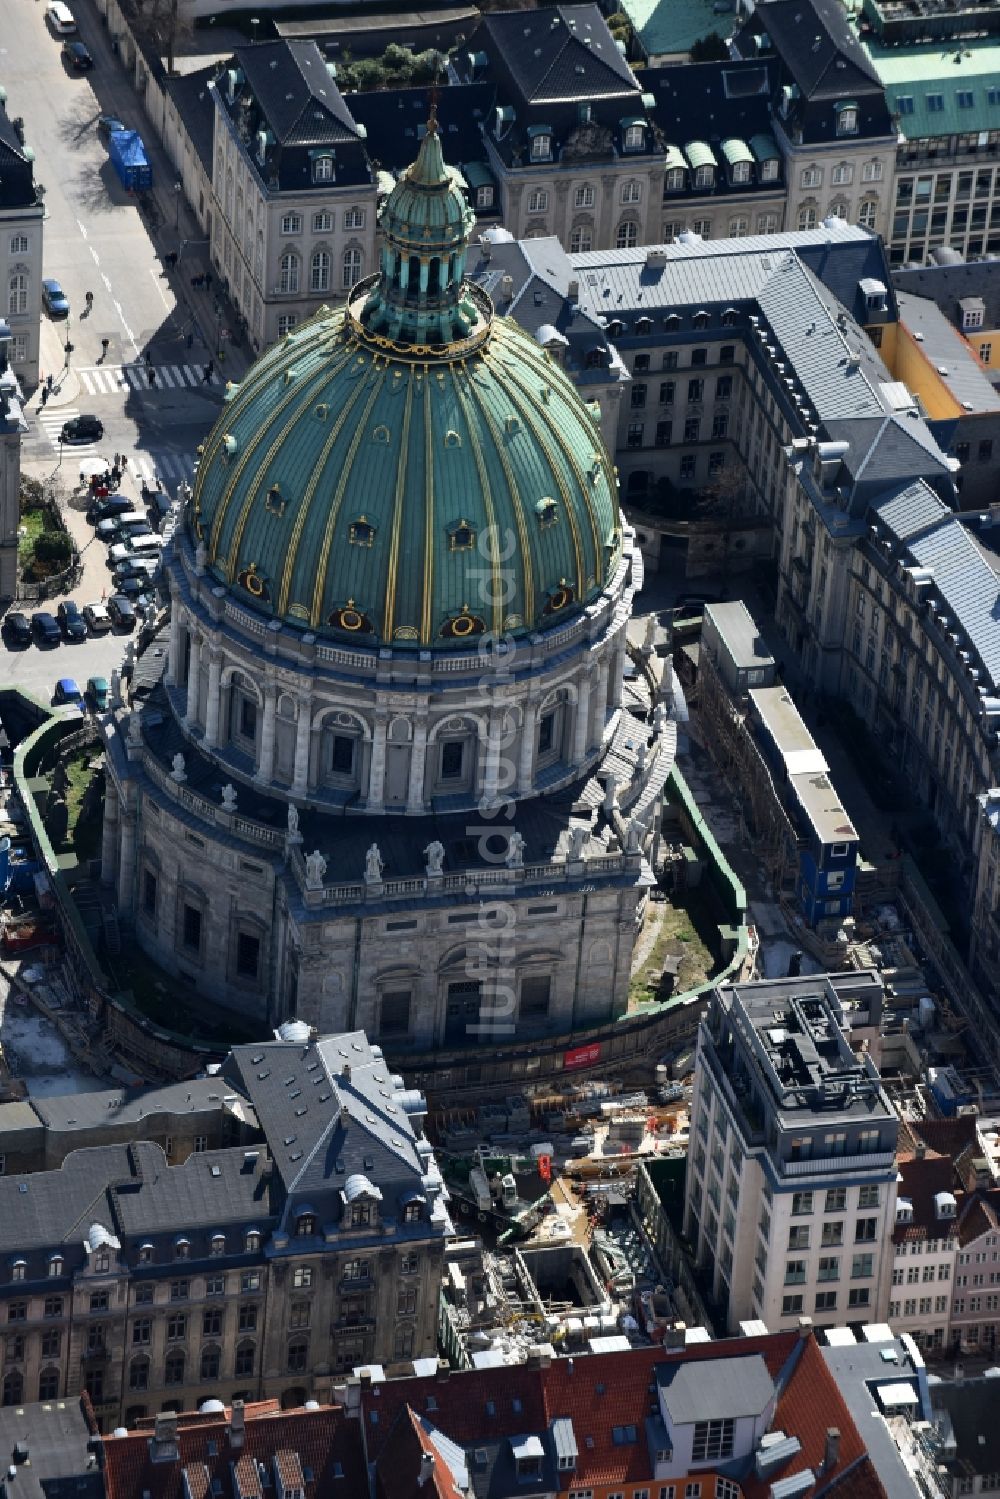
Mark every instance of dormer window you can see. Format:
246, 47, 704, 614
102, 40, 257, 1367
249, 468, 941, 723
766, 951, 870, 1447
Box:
210, 1234, 226, 1257
731, 160, 750, 184
245, 1230, 261, 1254
624, 123, 645, 151
295, 1213, 317, 1238
313, 154, 334, 183
694, 165, 713, 189
448, 520, 476, 552
529, 131, 552, 162
760, 159, 779, 182
536, 497, 558, 529
511, 1437, 545, 1480
666, 168, 685, 192
351, 1201, 373, 1228
836, 102, 858, 136
138, 1244, 153, 1265
476, 185, 494, 209
174, 1238, 190, 1261
349, 517, 375, 548
692, 1418, 735, 1463
11, 1262, 25, 1283
48, 1256, 63, 1278
404, 1202, 422, 1224
94, 1252, 110, 1274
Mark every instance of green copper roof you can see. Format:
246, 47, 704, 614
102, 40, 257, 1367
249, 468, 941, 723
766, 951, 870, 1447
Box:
188, 122, 621, 651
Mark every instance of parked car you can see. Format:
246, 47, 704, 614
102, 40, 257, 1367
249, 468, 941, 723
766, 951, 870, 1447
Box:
107, 595, 136, 630
108, 536, 163, 566
82, 602, 111, 632
86, 676, 109, 712
97, 115, 125, 145
117, 517, 153, 541
87, 495, 135, 524
56, 601, 87, 641
30, 612, 60, 646
95, 518, 121, 543
53, 678, 85, 711
60, 414, 103, 444
62, 39, 93, 69
2, 612, 31, 647
113, 557, 158, 584
41, 279, 69, 319
45, 1, 76, 33
115, 577, 154, 602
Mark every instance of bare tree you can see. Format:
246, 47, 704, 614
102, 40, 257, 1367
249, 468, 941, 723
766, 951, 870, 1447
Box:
125, 0, 193, 74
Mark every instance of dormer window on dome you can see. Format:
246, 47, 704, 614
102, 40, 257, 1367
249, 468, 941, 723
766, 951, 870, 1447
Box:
349, 516, 376, 548
448, 520, 476, 552
536, 497, 558, 529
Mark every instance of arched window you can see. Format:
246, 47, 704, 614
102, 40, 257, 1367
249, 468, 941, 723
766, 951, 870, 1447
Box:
128, 1357, 150, 1392
798, 205, 818, 231
2, 1372, 22, 1407
235, 1340, 256, 1377
7, 274, 27, 316
246, 1230, 261, 1254
200, 1346, 220, 1381
279, 253, 299, 295
210, 1234, 226, 1257
616, 222, 638, 249
570, 227, 592, 253
343, 248, 362, 290
859, 199, 878, 230
310, 250, 330, 294
164, 1351, 185, 1386
38, 1368, 59, 1401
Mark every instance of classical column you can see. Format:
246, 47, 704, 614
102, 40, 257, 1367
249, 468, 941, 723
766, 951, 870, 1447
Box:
592, 657, 611, 748
368, 712, 388, 808
185, 633, 202, 729
101, 780, 120, 888
482, 710, 502, 808
406, 721, 428, 813
291, 695, 312, 795
572, 675, 592, 766
256, 684, 277, 784
203, 650, 223, 748
610, 635, 626, 710
116, 804, 136, 916
518, 700, 538, 794
165, 607, 182, 689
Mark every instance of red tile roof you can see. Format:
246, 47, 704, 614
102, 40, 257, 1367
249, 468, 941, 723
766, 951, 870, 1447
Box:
361, 1331, 886, 1498
103, 1403, 365, 1499
231, 1454, 263, 1499
273, 1451, 305, 1493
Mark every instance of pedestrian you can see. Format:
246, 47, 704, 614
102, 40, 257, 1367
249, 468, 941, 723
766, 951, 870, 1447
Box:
40, 387, 48, 408
120, 455, 128, 470
144, 350, 153, 369
46, 373, 54, 392
186, 332, 194, 350
204, 272, 213, 291
111, 466, 121, 489
148, 368, 157, 387
100, 338, 110, 360
203, 361, 214, 384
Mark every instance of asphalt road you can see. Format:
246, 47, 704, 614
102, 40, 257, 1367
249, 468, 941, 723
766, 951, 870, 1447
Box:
1, 0, 231, 700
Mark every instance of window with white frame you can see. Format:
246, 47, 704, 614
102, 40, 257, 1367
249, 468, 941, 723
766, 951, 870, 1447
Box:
757, 212, 778, 233
731, 160, 751, 183
570, 227, 592, 253
344, 207, 365, 230
760, 158, 779, 181
7, 274, 27, 316
665, 168, 685, 191
691, 1418, 734, 1463
343, 247, 362, 289
831, 163, 853, 186
694, 165, 713, 189
280, 213, 302, 235
616, 221, 638, 248
528, 188, 548, 213
862, 159, 883, 182
313, 210, 333, 233
798, 206, 818, 230
729, 216, 749, 237
837, 105, 859, 135
476, 185, 494, 208
530, 134, 551, 161
9, 234, 28, 255
859, 199, 878, 229
828, 200, 849, 219
9, 334, 26, 364
310, 250, 331, 294
277, 314, 298, 337
801, 166, 822, 188
622, 180, 642, 204
278, 252, 300, 294
575, 185, 595, 208
313, 155, 334, 182
624, 124, 645, 150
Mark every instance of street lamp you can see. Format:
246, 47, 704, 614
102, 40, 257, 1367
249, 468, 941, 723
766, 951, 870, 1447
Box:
173, 179, 182, 232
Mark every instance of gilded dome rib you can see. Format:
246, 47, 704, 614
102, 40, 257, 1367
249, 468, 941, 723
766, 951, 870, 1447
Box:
452, 366, 513, 641
382, 372, 416, 644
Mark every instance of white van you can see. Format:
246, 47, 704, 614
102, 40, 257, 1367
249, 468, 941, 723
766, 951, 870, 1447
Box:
109, 536, 163, 565
46, 2, 77, 33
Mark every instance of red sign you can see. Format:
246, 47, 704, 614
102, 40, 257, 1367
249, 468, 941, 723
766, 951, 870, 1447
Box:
563, 1042, 601, 1071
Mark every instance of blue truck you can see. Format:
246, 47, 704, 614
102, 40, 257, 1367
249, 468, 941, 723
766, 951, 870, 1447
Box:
108, 129, 152, 192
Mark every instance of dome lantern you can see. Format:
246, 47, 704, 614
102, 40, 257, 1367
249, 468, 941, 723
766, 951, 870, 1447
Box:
360, 103, 481, 348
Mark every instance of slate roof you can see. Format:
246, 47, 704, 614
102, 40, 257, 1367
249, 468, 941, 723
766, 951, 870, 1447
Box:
31, 1077, 229, 1133
479, 4, 638, 104
932, 1377, 1000, 1478
0, 100, 36, 211
644, 61, 782, 194
109, 1141, 270, 1238
222, 1031, 448, 1238
875, 485, 1000, 687
741, 0, 883, 99
658, 1353, 776, 1421
0, 1397, 100, 1499
892, 260, 1000, 338
348, 83, 493, 181
103, 1401, 367, 1499
233, 40, 363, 146
895, 291, 1000, 412
0, 1144, 133, 1254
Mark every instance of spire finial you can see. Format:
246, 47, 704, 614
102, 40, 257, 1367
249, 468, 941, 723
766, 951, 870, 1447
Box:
427, 85, 440, 135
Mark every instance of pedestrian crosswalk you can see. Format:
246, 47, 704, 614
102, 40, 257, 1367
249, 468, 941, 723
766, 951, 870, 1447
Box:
31, 405, 196, 488
77, 362, 222, 397
36, 407, 103, 455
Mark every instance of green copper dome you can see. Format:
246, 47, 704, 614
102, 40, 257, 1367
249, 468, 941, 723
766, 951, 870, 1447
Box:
188, 121, 621, 650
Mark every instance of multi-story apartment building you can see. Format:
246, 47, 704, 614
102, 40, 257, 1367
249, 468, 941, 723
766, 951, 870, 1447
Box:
1, 97, 43, 389
0, 1030, 448, 1429
734, 0, 897, 240
210, 41, 377, 353
887, 1146, 959, 1353
683, 971, 898, 1335
893, 255, 1000, 382
951, 1190, 1000, 1355
459, 4, 666, 249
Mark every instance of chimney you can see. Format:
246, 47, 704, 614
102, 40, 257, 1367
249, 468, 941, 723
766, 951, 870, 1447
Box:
568, 277, 580, 300
798, 1316, 813, 1340
343, 1062, 351, 1082
664, 1322, 687, 1352
915, 1140, 926, 1160
150, 1412, 179, 1464
230, 1399, 245, 1451
418, 1452, 436, 1488
824, 1428, 840, 1470
436, 1360, 450, 1382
